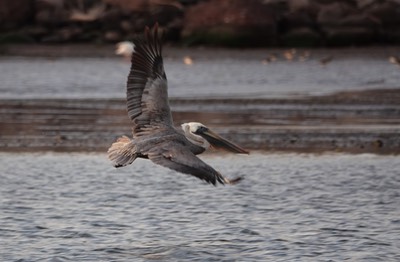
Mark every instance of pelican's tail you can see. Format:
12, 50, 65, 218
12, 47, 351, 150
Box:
108, 136, 137, 168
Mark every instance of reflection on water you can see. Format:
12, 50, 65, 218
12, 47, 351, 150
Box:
1, 152, 399, 261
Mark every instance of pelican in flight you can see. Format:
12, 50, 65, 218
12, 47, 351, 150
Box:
108, 24, 249, 185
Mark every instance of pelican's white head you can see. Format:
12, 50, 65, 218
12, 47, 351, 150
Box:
181, 122, 210, 149
181, 122, 250, 154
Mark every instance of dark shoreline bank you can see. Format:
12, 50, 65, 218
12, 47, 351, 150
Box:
1, 88, 399, 154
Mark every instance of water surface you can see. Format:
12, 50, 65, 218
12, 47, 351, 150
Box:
1, 48, 399, 99
1, 153, 399, 261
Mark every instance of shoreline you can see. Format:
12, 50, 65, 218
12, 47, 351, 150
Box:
1, 89, 399, 154
2, 44, 400, 58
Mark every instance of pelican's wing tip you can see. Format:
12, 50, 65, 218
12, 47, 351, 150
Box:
144, 22, 160, 38
225, 176, 243, 185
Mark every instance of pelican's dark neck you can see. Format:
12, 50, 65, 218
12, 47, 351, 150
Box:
182, 126, 210, 149
188, 141, 206, 155
176, 127, 207, 155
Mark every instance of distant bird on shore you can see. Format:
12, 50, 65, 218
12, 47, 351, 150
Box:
262, 53, 277, 64
115, 41, 134, 60
183, 56, 194, 65
319, 55, 333, 66
283, 49, 296, 61
108, 24, 248, 186
298, 50, 310, 62
389, 56, 400, 66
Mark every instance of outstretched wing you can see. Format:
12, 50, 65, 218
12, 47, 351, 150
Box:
146, 140, 227, 185
127, 24, 173, 135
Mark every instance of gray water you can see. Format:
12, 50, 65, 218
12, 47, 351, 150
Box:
1, 48, 400, 99
1, 152, 399, 261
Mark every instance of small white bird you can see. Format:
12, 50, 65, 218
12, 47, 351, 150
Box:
389, 56, 400, 66
115, 41, 135, 60
183, 56, 194, 65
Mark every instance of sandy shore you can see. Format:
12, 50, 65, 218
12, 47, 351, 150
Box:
1, 89, 399, 153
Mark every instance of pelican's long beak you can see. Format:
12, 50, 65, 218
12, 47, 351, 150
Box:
195, 127, 249, 154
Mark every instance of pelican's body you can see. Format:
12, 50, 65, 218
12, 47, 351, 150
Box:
108, 25, 248, 185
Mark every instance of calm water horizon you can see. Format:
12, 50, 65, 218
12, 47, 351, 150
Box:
1, 47, 399, 99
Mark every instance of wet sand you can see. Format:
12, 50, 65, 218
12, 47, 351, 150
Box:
1, 89, 399, 153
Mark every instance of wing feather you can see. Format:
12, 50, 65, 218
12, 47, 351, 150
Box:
147, 141, 226, 185
127, 24, 173, 135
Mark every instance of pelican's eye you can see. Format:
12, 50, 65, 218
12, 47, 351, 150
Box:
194, 126, 208, 134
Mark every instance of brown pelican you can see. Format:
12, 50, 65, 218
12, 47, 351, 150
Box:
108, 24, 249, 186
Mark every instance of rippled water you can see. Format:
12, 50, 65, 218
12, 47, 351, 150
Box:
1, 153, 399, 261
